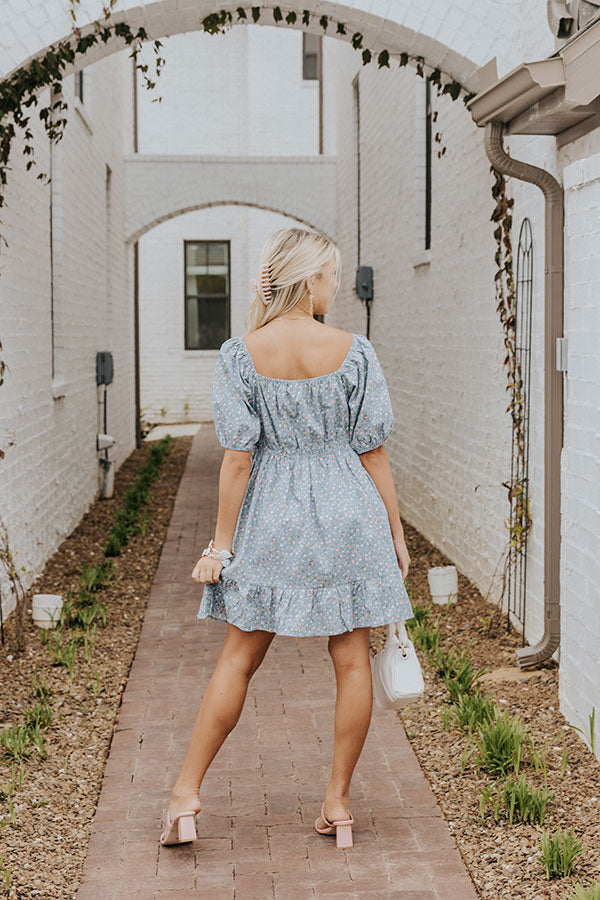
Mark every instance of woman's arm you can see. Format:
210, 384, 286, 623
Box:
358, 445, 411, 579
192, 449, 252, 585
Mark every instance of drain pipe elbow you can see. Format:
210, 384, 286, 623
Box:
483, 121, 564, 668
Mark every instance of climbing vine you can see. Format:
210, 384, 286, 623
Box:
0, 4, 523, 620
493, 166, 532, 625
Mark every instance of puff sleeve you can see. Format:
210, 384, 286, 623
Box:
212, 339, 261, 451
347, 335, 394, 454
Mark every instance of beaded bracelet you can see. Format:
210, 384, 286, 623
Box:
201, 538, 234, 568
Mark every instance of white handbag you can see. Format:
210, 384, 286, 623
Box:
370, 620, 425, 710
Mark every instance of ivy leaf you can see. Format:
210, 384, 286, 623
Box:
377, 50, 390, 68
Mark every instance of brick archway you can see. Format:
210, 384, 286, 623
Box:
2, 1, 511, 90
125, 154, 336, 242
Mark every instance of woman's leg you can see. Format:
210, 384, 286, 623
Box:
316, 626, 373, 827
166, 623, 276, 820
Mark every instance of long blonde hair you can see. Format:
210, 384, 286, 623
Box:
245, 227, 342, 333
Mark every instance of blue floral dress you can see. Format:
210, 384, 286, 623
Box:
196, 332, 414, 636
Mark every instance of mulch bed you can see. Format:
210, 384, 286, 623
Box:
0, 435, 193, 900
370, 521, 600, 900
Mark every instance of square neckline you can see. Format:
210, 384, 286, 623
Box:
239, 333, 357, 383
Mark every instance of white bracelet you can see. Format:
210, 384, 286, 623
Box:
201, 538, 234, 567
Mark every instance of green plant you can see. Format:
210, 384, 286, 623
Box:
104, 533, 122, 557
23, 699, 52, 731
566, 706, 596, 756
527, 736, 551, 782
433, 646, 489, 703
0, 853, 13, 889
24, 723, 46, 759
441, 688, 497, 735
539, 826, 585, 879
568, 882, 600, 899
407, 618, 441, 656
88, 667, 102, 699
79, 559, 116, 593
31, 666, 52, 700
473, 708, 529, 778
478, 780, 503, 824
503, 773, 554, 824
48, 632, 79, 679
0, 725, 34, 762
136, 509, 153, 537
478, 773, 553, 825
405, 600, 431, 627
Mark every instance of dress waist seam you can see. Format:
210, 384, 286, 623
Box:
254, 441, 354, 457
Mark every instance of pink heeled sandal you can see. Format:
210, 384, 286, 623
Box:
314, 801, 354, 848
159, 807, 198, 846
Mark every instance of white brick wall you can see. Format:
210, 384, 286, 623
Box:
559, 152, 600, 756
0, 50, 134, 621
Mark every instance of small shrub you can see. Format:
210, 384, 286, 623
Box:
434, 646, 489, 702
409, 619, 441, 656
474, 708, 529, 778
0, 726, 33, 762
441, 688, 497, 735
23, 699, 52, 731
539, 826, 585, 879
503, 773, 554, 824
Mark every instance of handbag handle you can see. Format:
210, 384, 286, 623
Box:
386, 620, 409, 657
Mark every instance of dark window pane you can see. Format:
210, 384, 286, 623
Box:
186, 296, 228, 350
303, 32, 319, 80
207, 242, 227, 266
184, 240, 230, 349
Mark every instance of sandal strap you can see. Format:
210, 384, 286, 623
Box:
321, 802, 353, 826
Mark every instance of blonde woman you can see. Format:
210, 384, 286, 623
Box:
160, 227, 413, 849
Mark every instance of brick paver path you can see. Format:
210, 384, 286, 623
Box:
77, 427, 479, 900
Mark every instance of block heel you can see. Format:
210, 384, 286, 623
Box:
160, 808, 198, 846
314, 801, 354, 848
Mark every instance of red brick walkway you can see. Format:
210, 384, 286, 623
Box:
77, 427, 479, 900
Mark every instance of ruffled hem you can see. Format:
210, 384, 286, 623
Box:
196, 571, 414, 637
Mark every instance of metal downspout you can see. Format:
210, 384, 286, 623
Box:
484, 121, 564, 667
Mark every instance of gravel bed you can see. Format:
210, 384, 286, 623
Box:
370, 521, 600, 900
0, 435, 193, 900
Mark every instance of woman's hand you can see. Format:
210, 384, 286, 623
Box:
191, 556, 224, 585
393, 535, 410, 581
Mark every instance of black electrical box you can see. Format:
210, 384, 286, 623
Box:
96, 351, 114, 385
355, 265, 373, 301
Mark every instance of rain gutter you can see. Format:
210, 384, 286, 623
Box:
483, 121, 564, 669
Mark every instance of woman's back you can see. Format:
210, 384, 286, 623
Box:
241, 322, 355, 381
